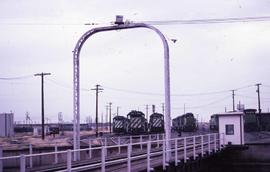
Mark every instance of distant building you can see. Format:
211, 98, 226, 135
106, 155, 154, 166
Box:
0, 113, 14, 137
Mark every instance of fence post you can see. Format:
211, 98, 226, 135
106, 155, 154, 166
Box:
219, 133, 222, 150
89, 139, 92, 159
67, 150, 71, 172
208, 134, 211, 154
101, 146, 105, 172
20, 154, 26, 172
0, 147, 3, 172
104, 137, 108, 157
130, 136, 132, 152
147, 141, 151, 172
29, 144, 33, 168
54, 144, 58, 164
149, 135, 151, 142
193, 136, 196, 160
184, 137, 187, 163
118, 137, 121, 154
127, 144, 131, 172
174, 139, 178, 166
157, 134, 160, 148
223, 133, 225, 146
214, 133, 217, 152
140, 135, 143, 150
201, 135, 204, 157
162, 139, 166, 170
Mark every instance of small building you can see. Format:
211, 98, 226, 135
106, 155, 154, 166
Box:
217, 112, 244, 145
0, 113, 14, 137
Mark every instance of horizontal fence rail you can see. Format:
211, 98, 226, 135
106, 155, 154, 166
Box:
0, 133, 224, 172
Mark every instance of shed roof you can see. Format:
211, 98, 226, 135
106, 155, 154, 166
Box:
215, 111, 243, 117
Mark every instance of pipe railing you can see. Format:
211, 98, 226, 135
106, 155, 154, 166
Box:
0, 133, 223, 172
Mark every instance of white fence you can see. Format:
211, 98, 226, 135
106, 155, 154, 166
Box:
0, 133, 224, 172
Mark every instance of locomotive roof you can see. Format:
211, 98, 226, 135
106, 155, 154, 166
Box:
150, 113, 163, 117
127, 110, 145, 117
214, 111, 244, 116
113, 115, 127, 120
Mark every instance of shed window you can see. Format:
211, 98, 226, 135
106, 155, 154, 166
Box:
226, 124, 234, 135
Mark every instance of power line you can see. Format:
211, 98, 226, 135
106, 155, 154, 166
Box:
234, 84, 254, 91
236, 94, 270, 100
43, 78, 259, 98
103, 85, 253, 97
103, 85, 228, 96
0, 75, 34, 80
172, 95, 231, 110
0, 22, 99, 26
44, 80, 255, 97
262, 85, 270, 89
2, 16, 270, 26
142, 16, 270, 25
46, 79, 89, 92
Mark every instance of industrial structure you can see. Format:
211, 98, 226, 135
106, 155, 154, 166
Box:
0, 113, 14, 137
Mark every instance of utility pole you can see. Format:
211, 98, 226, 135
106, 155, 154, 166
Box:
145, 105, 149, 122
91, 84, 103, 137
161, 103, 165, 115
232, 90, 235, 112
108, 102, 112, 133
256, 83, 262, 130
184, 104, 186, 114
152, 104, 156, 113
116, 106, 120, 116
105, 105, 109, 130
101, 112, 103, 131
256, 83, 262, 114
35, 72, 51, 140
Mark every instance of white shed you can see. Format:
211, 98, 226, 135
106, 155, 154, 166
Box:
217, 112, 244, 145
0, 113, 14, 137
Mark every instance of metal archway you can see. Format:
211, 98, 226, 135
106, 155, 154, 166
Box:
73, 21, 171, 161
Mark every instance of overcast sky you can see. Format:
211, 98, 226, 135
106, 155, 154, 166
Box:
1, 0, 270, 123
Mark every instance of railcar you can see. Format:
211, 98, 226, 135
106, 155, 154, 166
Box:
172, 116, 183, 133
260, 113, 270, 131
182, 113, 198, 132
149, 113, 164, 133
244, 109, 259, 132
172, 113, 197, 132
113, 116, 128, 134
127, 110, 148, 134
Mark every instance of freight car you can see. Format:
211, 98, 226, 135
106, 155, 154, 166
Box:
182, 113, 198, 132
113, 116, 128, 134
172, 116, 182, 133
260, 113, 270, 131
127, 110, 148, 134
148, 113, 164, 133
243, 109, 259, 132
172, 113, 198, 132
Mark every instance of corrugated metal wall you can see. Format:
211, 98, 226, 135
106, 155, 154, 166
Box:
0, 113, 14, 137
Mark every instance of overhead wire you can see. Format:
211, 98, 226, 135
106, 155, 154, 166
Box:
46, 79, 89, 92
0, 75, 34, 80
262, 85, 270, 89
172, 95, 231, 110
103, 84, 254, 97
1, 16, 270, 26
142, 16, 270, 25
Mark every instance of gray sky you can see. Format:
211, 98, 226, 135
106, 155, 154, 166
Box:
1, 0, 270, 123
